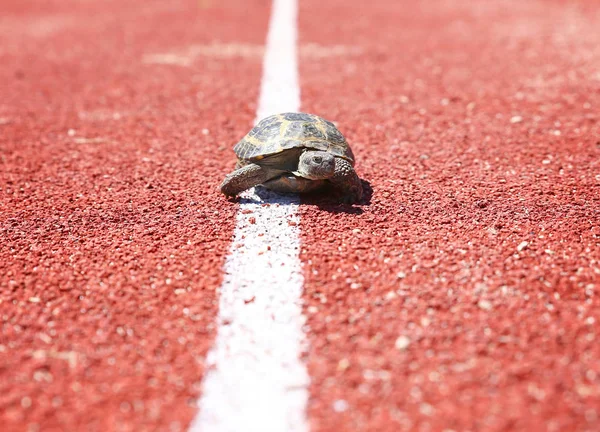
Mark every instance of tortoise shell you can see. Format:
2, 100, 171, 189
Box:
233, 112, 355, 165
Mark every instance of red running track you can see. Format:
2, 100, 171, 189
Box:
1, 0, 599, 431
1, 0, 267, 430
298, 0, 599, 431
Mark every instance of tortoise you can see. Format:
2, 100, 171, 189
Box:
219, 112, 363, 203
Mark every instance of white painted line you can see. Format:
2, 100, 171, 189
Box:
189, 0, 309, 431
255, 0, 300, 121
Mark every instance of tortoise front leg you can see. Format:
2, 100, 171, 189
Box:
330, 157, 363, 204
220, 163, 284, 197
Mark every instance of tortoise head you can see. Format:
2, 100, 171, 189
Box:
294, 150, 336, 180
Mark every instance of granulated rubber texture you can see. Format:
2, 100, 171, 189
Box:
298, 0, 599, 431
2, 0, 600, 431
0, 1, 267, 430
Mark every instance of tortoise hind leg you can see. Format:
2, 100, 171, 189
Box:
220, 163, 284, 197
330, 158, 363, 203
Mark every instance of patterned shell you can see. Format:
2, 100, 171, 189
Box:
233, 112, 355, 164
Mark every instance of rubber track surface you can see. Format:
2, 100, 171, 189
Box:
2, 0, 600, 431
297, 1, 599, 431
0, 1, 267, 430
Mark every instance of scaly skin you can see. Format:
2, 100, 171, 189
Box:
330, 157, 363, 203
219, 163, 283, 197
